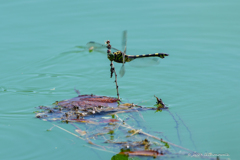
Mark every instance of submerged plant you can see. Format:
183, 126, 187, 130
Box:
108, 130, 115, 135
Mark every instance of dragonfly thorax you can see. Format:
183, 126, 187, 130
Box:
107, 49, 115, 62
107, 52, 115, 61
107, 50, 130, 63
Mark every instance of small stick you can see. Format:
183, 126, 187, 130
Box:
127, 129, 142, 137
53, 124, 106, 150
47, 125, 56, 131
138, 130, 194, 153
86, 138, 106, 149
53, 124, 85, 140
115, 115, 195, 153
110, 61, 120, 100
107, 110, 139, 115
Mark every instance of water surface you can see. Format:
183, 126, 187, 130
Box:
0, 0, 239, 159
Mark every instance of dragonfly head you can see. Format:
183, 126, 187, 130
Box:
107, 49, 114, 61
105, 40, 111, 49
105, 40, 110, 44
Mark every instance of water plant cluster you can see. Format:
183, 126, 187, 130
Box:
36, 94, 180, 159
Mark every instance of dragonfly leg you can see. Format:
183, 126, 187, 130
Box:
110, 61, 120, 100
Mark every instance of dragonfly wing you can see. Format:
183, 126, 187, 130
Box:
119, 30, 127, 77
128, 57, 160, 67
122, 30, 127, 64
87, 41, 106, 51
122, 30, 127, 54
86, 41, 120, 53
119, 65, 126, 77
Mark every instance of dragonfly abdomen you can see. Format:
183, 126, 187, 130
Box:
128, 53, 168, 60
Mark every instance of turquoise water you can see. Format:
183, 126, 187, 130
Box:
1, 0, 239, 159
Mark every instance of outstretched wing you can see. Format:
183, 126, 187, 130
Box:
86, 41, 120, 54
128, 57, 161, 67
119, 30, 127, 77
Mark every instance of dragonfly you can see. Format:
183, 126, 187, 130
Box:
86, 31, 169, 77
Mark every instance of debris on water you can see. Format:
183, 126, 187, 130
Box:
74, 87, 81, 96
108, 130, 115, 135
154, 95, 168, 113
154, 95, 166, 108
75, 129, 87, 136
119, 150, 164, 157
128, 129, 137, 133
35, 94, 160, 121
35, 93, 208, 159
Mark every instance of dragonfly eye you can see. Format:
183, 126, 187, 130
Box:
106, 40, 110, 44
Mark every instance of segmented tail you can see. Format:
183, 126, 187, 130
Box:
128, 53, 169, 59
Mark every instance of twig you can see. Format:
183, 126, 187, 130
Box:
86, 138, 106, 149
110, 61, 120, 100
53, 124, 85, 140
47, 125, 56, 131
114, 115, 195, 153
138, 130, 194, 153
127, 129, 142, 137
53, 124, 106, 150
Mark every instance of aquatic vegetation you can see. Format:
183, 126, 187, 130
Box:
35, 93, 215, 160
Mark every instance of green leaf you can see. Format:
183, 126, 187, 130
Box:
155, 109, 162, 113
164, 142, 170, 148
108, 130, 114, 135
111, 154, 128, 160
110, 135, 114, 140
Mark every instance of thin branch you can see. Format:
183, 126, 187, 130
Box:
53, 124, 107, 150
115, 114, 195, 153
53, 124, 85, 140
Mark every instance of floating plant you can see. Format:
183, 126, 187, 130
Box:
35, 92, 215, 159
